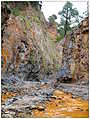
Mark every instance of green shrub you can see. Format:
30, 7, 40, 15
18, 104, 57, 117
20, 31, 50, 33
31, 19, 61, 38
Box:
10, 8, 20, 16
56, 35, 64, 42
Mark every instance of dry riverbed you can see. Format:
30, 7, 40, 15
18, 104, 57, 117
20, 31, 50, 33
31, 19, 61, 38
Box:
1, 79, 89, 118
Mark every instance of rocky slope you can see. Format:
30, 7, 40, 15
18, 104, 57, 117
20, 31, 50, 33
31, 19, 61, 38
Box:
73, 17, 89, 82
1, 2, 61, 82
56, 17, 89, 83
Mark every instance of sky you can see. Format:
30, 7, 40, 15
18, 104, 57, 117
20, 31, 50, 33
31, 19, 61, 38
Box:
41, 1, 88, 23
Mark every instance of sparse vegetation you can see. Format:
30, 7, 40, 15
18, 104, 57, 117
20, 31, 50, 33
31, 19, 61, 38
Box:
29, 50, 35, 64
2, 1, 42, 16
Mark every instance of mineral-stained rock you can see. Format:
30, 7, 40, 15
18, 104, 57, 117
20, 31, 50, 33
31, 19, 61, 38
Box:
56, 17, 89, 82
1, 2, 61, 82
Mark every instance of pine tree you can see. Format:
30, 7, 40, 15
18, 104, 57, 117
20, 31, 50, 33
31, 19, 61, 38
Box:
58, 1, 80, 36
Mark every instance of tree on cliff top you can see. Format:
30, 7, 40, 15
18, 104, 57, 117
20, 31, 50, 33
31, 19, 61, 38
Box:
48, 14, 57, 25
58, 1, 80, 36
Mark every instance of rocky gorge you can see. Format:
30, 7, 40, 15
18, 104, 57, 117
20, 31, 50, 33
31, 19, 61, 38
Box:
1, 2, 89, 118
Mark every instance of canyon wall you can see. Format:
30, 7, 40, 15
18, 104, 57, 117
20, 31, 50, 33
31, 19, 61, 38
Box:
73, 17, 89, 81
1, 2, 89, 83
1, 3, 61, 81
57, 17, 89, 82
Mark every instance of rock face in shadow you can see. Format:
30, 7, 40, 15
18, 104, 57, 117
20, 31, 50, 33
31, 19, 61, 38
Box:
56, 17, 89, 82
1, 2, 61, 81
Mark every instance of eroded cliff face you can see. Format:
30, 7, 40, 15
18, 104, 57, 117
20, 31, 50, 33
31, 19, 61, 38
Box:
1, 2, 89, 83
73, 17, 89, 81
57, 17, 89, 82
1, 3, 61, 81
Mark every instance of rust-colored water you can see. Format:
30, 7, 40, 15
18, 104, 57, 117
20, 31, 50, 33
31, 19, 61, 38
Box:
33, 90, 88, 118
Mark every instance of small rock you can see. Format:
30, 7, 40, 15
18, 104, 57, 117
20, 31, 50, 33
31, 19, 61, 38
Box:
31, 105, 37, 109
51, 95, 57, 99
37, 106, 45, 111
9, 111, 16, 115
86, 109, 88, 111
80, 109, 83, 111
2, 113, 12, 118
